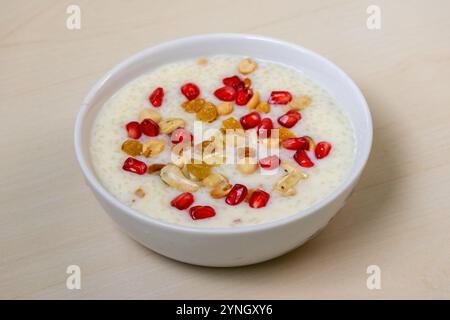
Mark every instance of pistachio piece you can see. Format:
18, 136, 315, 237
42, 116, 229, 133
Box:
238, 58, 257, 75
159, 118, 185, 134
160, 164, 200, 192
139, 109, 161, 123
142, 139, 165, 158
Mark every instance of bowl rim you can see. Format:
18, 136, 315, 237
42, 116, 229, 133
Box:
74, 33, 373, 235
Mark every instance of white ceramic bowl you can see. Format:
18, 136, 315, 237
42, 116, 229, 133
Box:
74, 34, 372, 267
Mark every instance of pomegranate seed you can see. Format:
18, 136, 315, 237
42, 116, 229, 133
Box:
189, 205, 216, 220
149, 87, 164, 107
125, 121, 142, 139
140, 119, 160, 137
122, 157, 147, 175
249, 189, 270, 208
171, 128, 193, 144
214, 86, 236, 101
293, 149, 314, 168
257, 118, 274, 138
268, 91, 292, 104
180, 83, 200, 100
259, 155, 281, 170
170, 192, 194, 210
240, 112, 261, 130
277, 110, 301, 128
281, 137, 309, 150
235, 88, 253, 106
225, 184, 248, 206
222, 75, 244, 90
315, 141, 332, 159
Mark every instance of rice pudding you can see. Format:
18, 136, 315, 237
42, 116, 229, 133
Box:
90, 55, 356, 228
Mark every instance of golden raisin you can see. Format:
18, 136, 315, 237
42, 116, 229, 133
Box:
186, 163, 212, 180
147, 163, 165, 174
278, 127, 296, 142
182, 98, 205, 113
222, 117, 243, 130
134, 188, 146, 198
243, 78, 252, 88
256, 102, 270, 113
121, 140, 143, 156
196, 102, 218, 122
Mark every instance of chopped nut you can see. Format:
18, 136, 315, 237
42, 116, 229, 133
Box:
286, 96, 312, 111
197, 57, 208, 65
121, 140, 143, 156
210, 182, 232, 199
237, 158, 258, 175
147, 163, 165, 174
255, 102, 270, 113
238, 58, 257, 75
217, 102, 234, 116
134, 188, 146, 198
160, 164, 200, 192
304, 136, 315, 151
139, 109, 161, 123
159, 118, 185, 134
246, 91, 260, 110
274, 162, 307, 196
203, 173, 228, 187
142, 139, 165, 157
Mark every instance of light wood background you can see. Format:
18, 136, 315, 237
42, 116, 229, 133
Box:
1, 0, 449, 299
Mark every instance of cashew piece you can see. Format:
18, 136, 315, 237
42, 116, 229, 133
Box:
203, 173, 228, 187
139, 109, 161, 123
159, 118, 185, 134
142, 139, 165, 158
238, 58, 257, 74
210, 182, 232, 199
160, 164, 200, 192
274, 161, 308, 196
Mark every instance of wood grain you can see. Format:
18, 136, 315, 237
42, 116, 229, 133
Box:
1, 0, 449, 299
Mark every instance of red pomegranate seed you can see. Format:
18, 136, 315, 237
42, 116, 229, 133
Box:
140, 119, 160, 137
180, 83, 200, 100
240, 112, 261, 130
189, 205, 216, 220
257, 118, 274, 138
281, 137, 309, 150
170, 192, 194, 210
149, 87, 164, 107
171, 128, 193, 144
214, 86, 236, 101
268, 91, 292, 104
125, 121, 142, 139
315, 141, 332, 159
259, 155, 281, 170
225, 184, 248, 206
222, 75, 244, 90
249, 189, 270, 208
277, 110, 301, 128
235, 88, 253, 106
293, 149, 314, 167
122, 157, 147, 175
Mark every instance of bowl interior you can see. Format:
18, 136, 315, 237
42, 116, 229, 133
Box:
76, 34, 372, 229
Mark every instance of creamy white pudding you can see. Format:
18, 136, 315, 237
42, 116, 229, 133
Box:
90, 55, 356, 228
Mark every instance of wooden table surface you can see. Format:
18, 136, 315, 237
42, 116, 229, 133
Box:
1, 0, 449, 299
